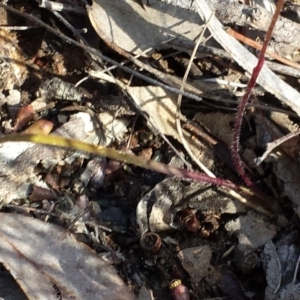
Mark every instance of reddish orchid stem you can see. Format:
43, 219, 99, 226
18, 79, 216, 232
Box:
231, 0, 285, 187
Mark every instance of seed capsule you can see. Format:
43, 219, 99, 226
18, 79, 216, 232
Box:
169, 279, 190, 300
180, 208, 200, 232
140, 232, 162, 253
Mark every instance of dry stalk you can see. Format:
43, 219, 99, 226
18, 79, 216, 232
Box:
175, 18, 213, 174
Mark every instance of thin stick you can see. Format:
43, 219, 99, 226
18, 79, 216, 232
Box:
255, 129, 300, 166
226, 27, 300, 70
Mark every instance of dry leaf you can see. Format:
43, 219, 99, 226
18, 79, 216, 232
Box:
88, 0, 203, 55
262, 232, 300, 300
269, 112, 299, 133
80, 156, 107, 189
178, 246, 221, 284
225, 211, 277, 271
0, 112, 99, 204
127, 85, 214, 168
262, 240, 281, 294
193, 112, 234, 146
136, 177, 184, 234
0, 111, 129, 204
0, 213, 136, 300
128, 86, 180, 137
226, 211, 277, 253
136, 177, 247, 234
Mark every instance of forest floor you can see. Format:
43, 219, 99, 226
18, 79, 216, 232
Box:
1, 0, 300, 299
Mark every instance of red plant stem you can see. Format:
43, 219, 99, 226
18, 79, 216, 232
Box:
231, 0, 285, 187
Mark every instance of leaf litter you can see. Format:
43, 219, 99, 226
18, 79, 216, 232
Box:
1, 0, 300, 299
0, 212, 136, 300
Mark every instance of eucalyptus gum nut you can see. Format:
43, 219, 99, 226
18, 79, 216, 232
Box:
169, 279, 190, 300
140, 232, 162, 253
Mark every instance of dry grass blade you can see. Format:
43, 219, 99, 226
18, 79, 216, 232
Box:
175, 17, 214, 175
0, 133, 277, 218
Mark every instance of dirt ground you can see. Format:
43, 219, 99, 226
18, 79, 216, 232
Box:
1, 0, 300, 299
